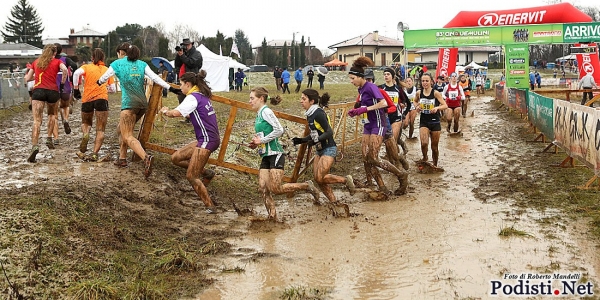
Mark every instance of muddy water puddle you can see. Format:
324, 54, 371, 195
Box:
198, 98, 598, 299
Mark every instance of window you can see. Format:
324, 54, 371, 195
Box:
392, 53, 400, 62
365, 53, 373, 61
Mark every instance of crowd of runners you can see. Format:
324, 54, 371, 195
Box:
23, 48, 483, 220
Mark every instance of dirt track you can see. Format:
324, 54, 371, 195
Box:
1, 92, 600, 299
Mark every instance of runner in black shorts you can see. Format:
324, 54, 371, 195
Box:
72, 48, 115, 162
23, 44, 69, 162
249, 87, 320, 221
414, 73, 448, 167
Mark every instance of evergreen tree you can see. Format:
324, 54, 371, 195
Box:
300, 36, 306, 67
281, 42, 288, 68
1, 0, 44, 48
234, 29, 252, 63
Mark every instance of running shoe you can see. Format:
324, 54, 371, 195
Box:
27, 145, 39, 163
114, 158, 128, 168
205, 207, 217, 214
88, 153, 98, 162
345, 175, 356, 195
143, 154, 154, 178
306, 180, 320, 204
79, 134, 90, 153
53, 139, 60, 146
201, 169, 216, 186
46, 137, 55, 149
63, 121, 71, 134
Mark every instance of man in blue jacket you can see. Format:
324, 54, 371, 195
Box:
529, 71, 536, 91
281, 68, 291, 94
294, 67, 304, 93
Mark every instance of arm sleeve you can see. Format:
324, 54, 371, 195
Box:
145, 66, 171, 89
180, 51, 203, 70
441, 85, 448, 99
98, 66, 115, 84
314, 111, 333, 142
72, 67, 84, 88
174, 95, 198, 117
260, 109, 284, 144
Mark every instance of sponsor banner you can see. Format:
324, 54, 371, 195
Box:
505, 45, 530, 89
495, 84, 505, 104
574, 43, 600, 85
527, 92, 554, 140
444, 3, 591, 28
507, 88, 528, 115
553, 101, 600, 173
404, 22, 600, 49
563, 23, 600, 43
435, 48, 458, 78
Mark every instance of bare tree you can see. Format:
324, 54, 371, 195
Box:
167, 24, 200, 51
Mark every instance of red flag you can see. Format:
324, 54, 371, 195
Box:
436, 48, 458, 78
575, 43, 600, 84
422, 65, 428, 73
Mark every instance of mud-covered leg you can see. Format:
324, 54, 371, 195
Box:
419, 127, 430, 162
431, 130, 441, 167
259, 169, 276, 220
453, 107, 461, 132
93, 111, 108, 154
361, 135, 374, 186
187, 147, 215, 210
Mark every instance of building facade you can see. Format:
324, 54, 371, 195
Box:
328, 31, 412, 67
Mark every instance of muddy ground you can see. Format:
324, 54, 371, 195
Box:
0, 85, 600, 299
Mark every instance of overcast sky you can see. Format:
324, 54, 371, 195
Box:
1, 0, 598, 52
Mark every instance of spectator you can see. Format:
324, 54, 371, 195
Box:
273, 66, 282, 91
553, 69, 557, 78
175, 39, 203, 104
157, 61, 169, 97
306, 67, 314, 88
535, 71, 541, 89
529, 71, 536, 91
281, 67, 291, 94
578, 72, 598, 105
317, 72, 325, 90
294, 67, 303, 93
235, 68, 245, 92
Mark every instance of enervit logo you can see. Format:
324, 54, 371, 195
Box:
583, 62, 594, 75
439, 48, 451, 77
477, 10, 547, 26
478, 13, 499, 26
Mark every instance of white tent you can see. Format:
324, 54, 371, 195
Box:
556, 54, 576, 60
464, 61, 488, 69
197, 45, 230, 92
229, 59, 249, 71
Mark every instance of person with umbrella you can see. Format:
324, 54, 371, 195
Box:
157, 61, 169, 97
317, 67, 326, 90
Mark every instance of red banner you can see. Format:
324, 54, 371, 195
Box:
575, 43, 600, 85
443, 3, 591, 28
435, 48, 458, 78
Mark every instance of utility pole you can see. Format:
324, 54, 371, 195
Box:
292, 32, 296, 69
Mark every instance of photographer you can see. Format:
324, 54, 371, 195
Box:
177, 38, 203, 74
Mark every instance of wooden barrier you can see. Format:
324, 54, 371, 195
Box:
136, 83, 361, 183
534, 88, 600, 102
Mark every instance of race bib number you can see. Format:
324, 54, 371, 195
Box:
256, 132, 266, 155
387, 91, 399, 104
361, 113, 370, 124
420, 99, 435, 114
448, 91, 459, 100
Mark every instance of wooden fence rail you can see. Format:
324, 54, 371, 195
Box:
137, 83, 360, 183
